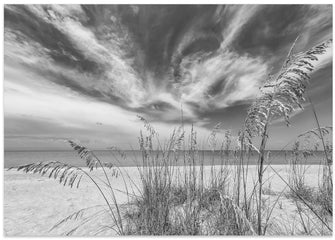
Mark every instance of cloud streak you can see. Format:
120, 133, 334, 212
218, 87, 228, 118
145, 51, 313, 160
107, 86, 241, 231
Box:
4, 4, 333, 150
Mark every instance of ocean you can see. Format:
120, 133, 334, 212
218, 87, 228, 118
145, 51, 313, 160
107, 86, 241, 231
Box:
4, 150, 326, 168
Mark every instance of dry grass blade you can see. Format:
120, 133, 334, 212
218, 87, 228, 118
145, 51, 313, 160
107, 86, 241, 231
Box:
269, 165, 332, 232
245, 39, 332, 137
219, 193, 256, 235
263, 186, 287, 235
63, 209, 107, 236
68, 140, 118, 176
208, 122, 222, 150
68, 140, 125, 234
10, 161, 84, 188
298, 126, 332, 139
137, 115, 157, 136
49, 205, 106, 232
243, 38, 332, 235
173, 126, 185, 152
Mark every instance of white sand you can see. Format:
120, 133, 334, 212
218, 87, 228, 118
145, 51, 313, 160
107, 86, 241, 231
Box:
4, 165, 328, 236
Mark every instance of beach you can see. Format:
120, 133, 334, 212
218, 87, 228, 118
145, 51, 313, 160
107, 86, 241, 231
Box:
4, 165, 327, 236
3, 3, 333, 237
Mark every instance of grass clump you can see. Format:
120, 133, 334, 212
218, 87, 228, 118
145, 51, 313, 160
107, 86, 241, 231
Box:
123, 120, 255, 235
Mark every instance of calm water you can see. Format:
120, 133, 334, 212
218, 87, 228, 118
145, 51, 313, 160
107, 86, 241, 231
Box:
4, 150, 326, 168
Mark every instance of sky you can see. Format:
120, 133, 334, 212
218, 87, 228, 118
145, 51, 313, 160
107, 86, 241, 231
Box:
4, 4, 333, 151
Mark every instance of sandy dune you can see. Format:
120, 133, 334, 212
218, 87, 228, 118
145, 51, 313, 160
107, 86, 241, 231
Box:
4, 165, 327, 236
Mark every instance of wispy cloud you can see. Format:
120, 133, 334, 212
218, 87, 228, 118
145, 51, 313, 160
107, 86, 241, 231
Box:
216, 5, 261, 49
4, 5, 332, 150
176, 50, 268, 110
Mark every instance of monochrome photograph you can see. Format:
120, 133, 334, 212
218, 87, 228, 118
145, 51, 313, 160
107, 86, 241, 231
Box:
3, 4, 333, 236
